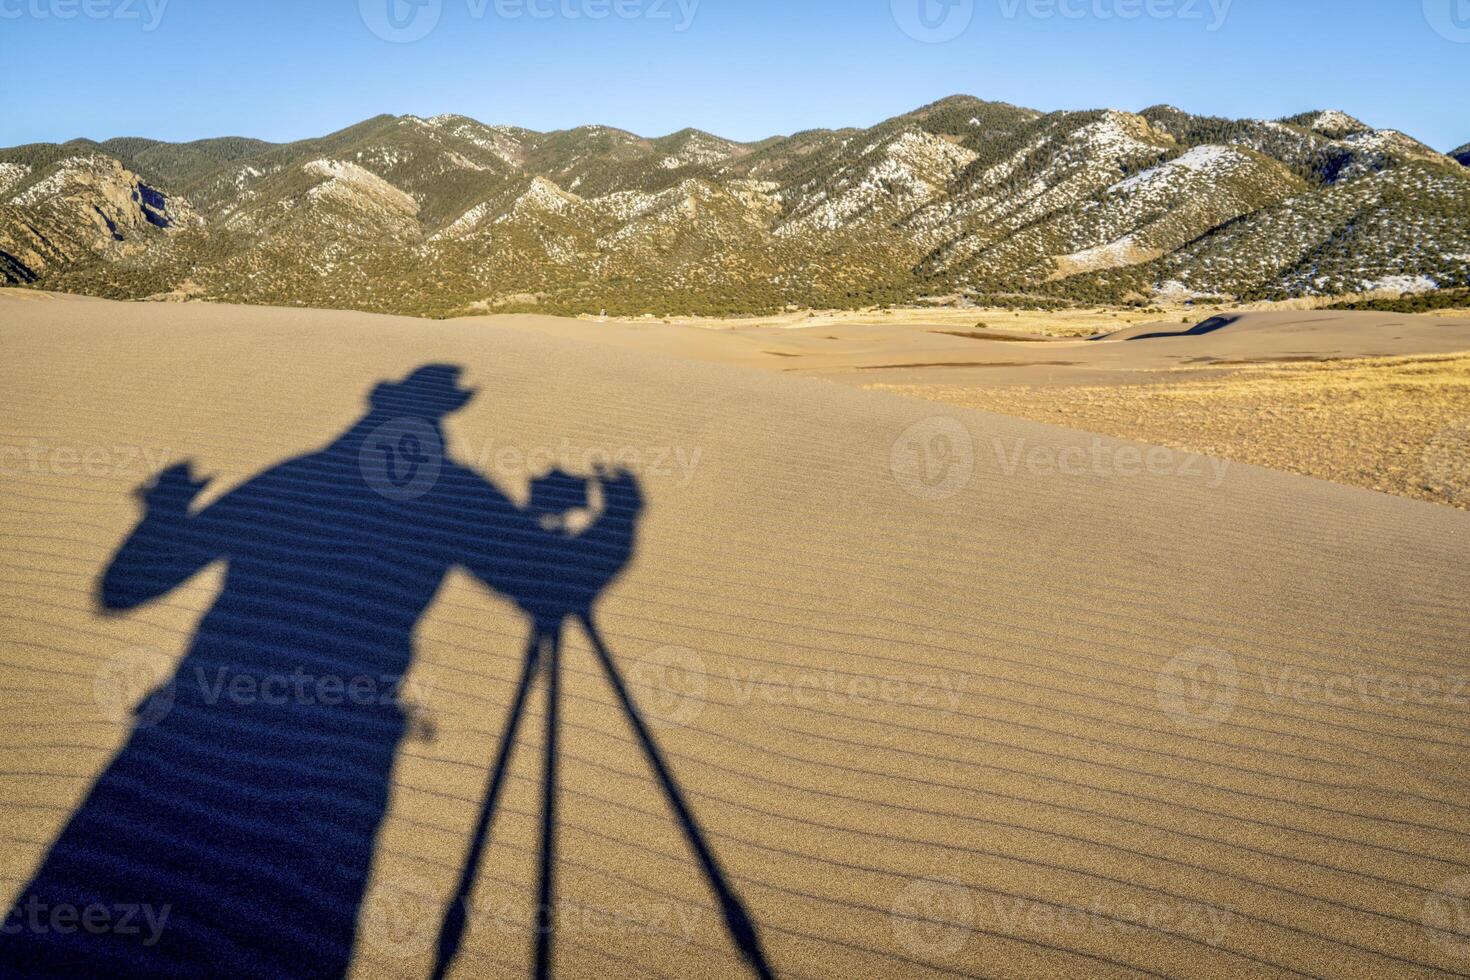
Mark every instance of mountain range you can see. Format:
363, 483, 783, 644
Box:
2, 96, 1467, 316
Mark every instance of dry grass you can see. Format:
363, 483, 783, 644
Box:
646, 305, 1206, 338
646, 295, 1470, 339
871, 352, 1470, 510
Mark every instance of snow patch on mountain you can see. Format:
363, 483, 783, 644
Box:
1112, 145, 1249, 195
1360, 274, 1439, 294
0, 162, 32, 199
1340, 130, 1439, 162
658, 133, 741, 170
889, 130, 979, 172
775, 130, 977, 236
11, 156, 113, 205
433, 201, 496, 240
355, 147, 410, 170
233, 165, 265, 190
589, 189, 662, 223
1298, 110, 1371, 138
502, 177, 583, 218
424, 116, 525, 168
1154, 279, 1207, 302
725, 179, 781, 214
1062, 112, 1160, 165
303, 159, 419, 215
443, 150, 492, 172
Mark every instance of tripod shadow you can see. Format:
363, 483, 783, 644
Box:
432, 590, 775, 980
0, 365, 768, 979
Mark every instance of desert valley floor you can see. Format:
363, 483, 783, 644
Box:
2, 292, 1469, 978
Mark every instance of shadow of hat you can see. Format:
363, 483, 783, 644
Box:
370, 365, 478, 418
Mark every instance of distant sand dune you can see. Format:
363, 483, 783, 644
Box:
458, 307, 1470, 388
1, 295, 1468, 978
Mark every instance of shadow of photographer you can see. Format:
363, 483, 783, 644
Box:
1, 366, 771, 979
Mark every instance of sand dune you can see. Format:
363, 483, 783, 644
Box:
2, 293, 1469, 978
468, 308, 1470, 389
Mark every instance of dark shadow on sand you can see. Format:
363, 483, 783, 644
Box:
1122, 315, 1239, 341
0, 366, 772, 979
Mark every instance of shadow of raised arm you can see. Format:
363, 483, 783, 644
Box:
100, 461, 223, 611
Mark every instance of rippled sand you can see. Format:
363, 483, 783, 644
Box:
2, 292, 1468, 978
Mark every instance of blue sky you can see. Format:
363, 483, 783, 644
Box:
2, 0, 1467, 151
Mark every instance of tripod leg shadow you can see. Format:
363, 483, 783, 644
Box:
432, 615, 774, 980
577, 614, 774, 980
432, 629, 545, 980
534, 626, 561, 979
